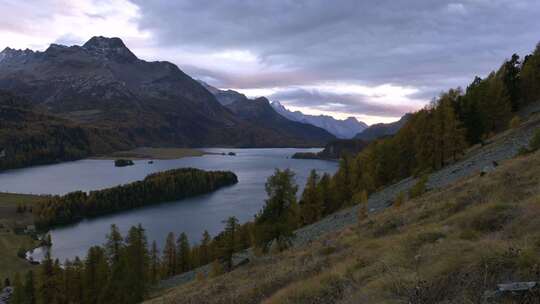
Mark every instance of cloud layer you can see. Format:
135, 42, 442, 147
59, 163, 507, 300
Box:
1, 0, 540, 123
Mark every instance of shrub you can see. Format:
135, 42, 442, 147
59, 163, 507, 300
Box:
393, 192, 406, 209
209, 260, 224, 278
470, 204, 514, 233
405, 230, 446, 253
319, 246, 337, 256
196, 271, 206, 282
372, 216, 404, 237
409, 175, 429, 199
529, 128, 540, 152
509, 116, 521, 129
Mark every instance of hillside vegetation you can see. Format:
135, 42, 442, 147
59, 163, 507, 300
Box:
147, 144, 540, 304
0, 90, 132, 172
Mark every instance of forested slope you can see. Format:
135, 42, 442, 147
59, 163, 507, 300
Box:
0, 90, 132, 172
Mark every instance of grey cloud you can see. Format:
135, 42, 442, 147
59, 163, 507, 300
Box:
131, 0, 540, 95
269, 88, 417, 117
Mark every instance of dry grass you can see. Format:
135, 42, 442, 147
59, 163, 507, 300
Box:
146, 147, 540, 304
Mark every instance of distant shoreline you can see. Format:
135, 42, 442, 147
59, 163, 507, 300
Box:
91, 147, 206, 160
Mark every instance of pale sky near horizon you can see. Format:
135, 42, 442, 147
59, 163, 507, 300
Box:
1, 0, 539, 125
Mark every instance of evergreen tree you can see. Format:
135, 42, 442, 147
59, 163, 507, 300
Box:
254, 169, 299, 251
162, 232, 176, 277
198, 230, 212, 266
101, 226, 129, 304
104, 224, 123, 264
222, 216, 240, 270
500, 53, 521, 111
150, 241, 160, 284
317, 173, 333, 216
124, 225, 150, 303
176, 232, 191, 274
38, 251, 56, 304
331, 156, 354, 209
83, 246, 109, 304
521, 43, 540, 104
300, 169, 323, 225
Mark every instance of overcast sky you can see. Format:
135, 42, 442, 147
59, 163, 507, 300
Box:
1, 0, 539, 124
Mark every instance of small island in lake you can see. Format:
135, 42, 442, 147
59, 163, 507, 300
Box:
114, 159, 134, 167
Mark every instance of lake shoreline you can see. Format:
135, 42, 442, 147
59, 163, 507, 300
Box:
1, 148, 337, 263
91, 147, 206, 160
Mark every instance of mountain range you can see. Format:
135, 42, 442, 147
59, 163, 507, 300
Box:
0, 36, 333, 149
199, 81, 336, 144
270, 101, 368, 138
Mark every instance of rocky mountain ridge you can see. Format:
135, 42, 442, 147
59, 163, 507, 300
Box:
271, 101, 368, 138
0, 37, 333, 148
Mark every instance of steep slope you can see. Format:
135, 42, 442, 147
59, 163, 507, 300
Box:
147, 110, 540, 304
226, 96, 336, 146
354, 113, 411, 141
271, 101, 368, 138
0, 37, 327, 148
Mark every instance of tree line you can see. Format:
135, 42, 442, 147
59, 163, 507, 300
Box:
296, 42, 540, 216
34, 168, 238, 228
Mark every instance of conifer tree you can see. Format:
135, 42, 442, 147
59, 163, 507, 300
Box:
105, 224, 123, 264
101, 226, 129, 304
124, 224, 150, 303
521, 43, 540, 104
199, 230, 212, 266
317, 173, 333, 216
254, 169, 299, 251
162, 232, 176, 277
300, 169, 323, 225
176, 232, 191, 274
150, 241, 160, 284
38, 251, 56, 304
222, 216, 240, 270
84, 246, 109, 304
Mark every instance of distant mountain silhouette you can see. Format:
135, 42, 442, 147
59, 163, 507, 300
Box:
199, 81, 336, 146
271, 101, 368, 138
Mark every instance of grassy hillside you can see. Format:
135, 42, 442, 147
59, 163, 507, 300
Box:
147, 148, 540, 303
0, 193, 44, 281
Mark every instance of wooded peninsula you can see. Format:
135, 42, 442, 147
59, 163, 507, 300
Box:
33, 168, 238, 228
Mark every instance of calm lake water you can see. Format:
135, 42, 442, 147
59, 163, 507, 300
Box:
0, 148, 337, 262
